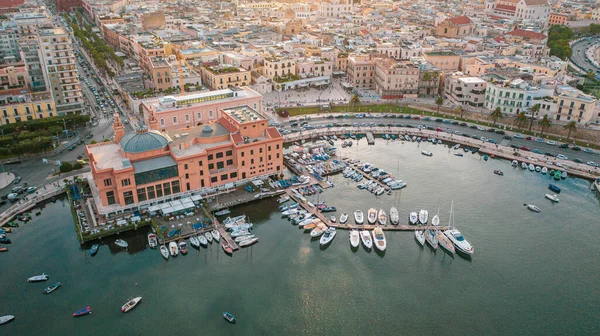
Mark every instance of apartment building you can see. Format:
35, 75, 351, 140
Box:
374, 58, 419, 99
295, 58, 333, 78
318, 0, 354, 18
263, 57, 296, 80
555, 85, 598, 124
436, 16, 474, 38
444, 75, 487, 107
200, 64, 251, 90
484, 77, 553, 115
0, 28, 20, 63
347, 55, 376, 90
424, 51, 461, 72
0, 93, 56, 125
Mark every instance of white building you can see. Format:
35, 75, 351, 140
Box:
484, 78, 553, 115
318, 0, 354, 18
486, 0, 550, 26
444, 75, 487, 107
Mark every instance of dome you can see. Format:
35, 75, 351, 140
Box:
119, 131, 169, 153
202, 125, 213, 133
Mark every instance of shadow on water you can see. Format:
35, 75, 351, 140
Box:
375, 248, 386, 258
456, 250, 473, 262
351, 244, 359, 253
361, 244, 372, 253
319, 241, 333, 251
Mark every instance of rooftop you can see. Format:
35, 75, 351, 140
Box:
223, 105, 265, 124
152, 87, 258, 112
131, 156, 177, 174
459, 77, 486, 84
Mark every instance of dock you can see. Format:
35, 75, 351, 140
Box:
342, 158, 390, 191
214, 218, 240, 251
329, 223, 449, 231
366, 132, 375, 145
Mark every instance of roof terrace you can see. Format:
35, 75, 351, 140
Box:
222, 105, 265, 124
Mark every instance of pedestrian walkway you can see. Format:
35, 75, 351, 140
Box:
0, 173, 15, 190
0, 181, 67, 227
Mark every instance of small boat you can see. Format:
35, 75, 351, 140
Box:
535, 166, 541, 173
121, 297, 142, 313
378, 209, 387, 225
431, 214, 440, 226
421, 150, 433, 157
414, 230, 425, 246
528, 163, 535, 171
409, 212, 419, 225
205, 232, 213, 243
444, 229, 474, 255
330, 215, 336, 223
320, 206, 337, 213
548, 184, 561, 193
425, 230, 438, 249
367, 208, 377, 224
524, 204, 541, 212
0, 247, 7, 252
436, 231, 455, 254
169, 242, 179, 256
114, 239, 128, 248
73, 306, 91, 317
28, 273, 48, 282
239, 237, 259, 247
189, 235, 200, 248
483, 154, 489, 161
493, 170, 504, 176
223, 312, 236, 323
310, 224, 327, 237
178, 239, 188, 255
453, 144, 461, 150
44, 282, 62, 294
303, 223, 317, 230
454, 152, 463, 157
234, 235, 256, 243
277, 195, 290, 204
360, 230, 373, 249
554, 171, 561, 180
223, 215, 246, 225
349, 230, 360, 248
521, 162, 528, 169
230, 229, 251, 238
147, 233, 158, 248
545, 194, 559, 202
561, 171, 567, 179
389, 207, 399, 225
89, 244, 99, 256
418, 210, 428, 225
0, 315, 14, 325
221, 241, 233, 255
339, 213, 349, 224
320, 228, 337, 246
511, 160, 518, 167
214, 208, 231, 216
160, 245, 169, 259
372, 227, 387, 251
211, 230, 221, 242
541, 167, 548, 174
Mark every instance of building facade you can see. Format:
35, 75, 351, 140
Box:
484, 78, 553, 115
374, 58, 419, 99
555, 86, 598, 124
347, 55, 375, 90
444, 75, 487, 107
436, 16, 474, 38
263, 57, 296, 80
200, 65, 251, 90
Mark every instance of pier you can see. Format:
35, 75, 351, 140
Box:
329, 223, 449, 231
214, 218, 240, 251
0, 183, 67, 227
342, 158, 391, 191
366, 132, 375, 145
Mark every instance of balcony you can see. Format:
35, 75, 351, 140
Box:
471, 89, 485, 94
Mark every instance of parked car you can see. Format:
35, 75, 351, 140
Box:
513, 133, 524, 139
488, 138, 497, 144
572, 146, 581, 151
495, 130, 505, 135
546, 140, 557, 146
520, 146, 531, 151
583, 148, 595, 154
559, 143, 569, 148
557, 154, 568, 160
534, 138, 544, 143
532, 149, 543, 154
525, 136, 532, 141
587, 161, 598, 167
573, 158, 583, 163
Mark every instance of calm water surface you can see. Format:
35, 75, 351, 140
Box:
1, 139, 599, 335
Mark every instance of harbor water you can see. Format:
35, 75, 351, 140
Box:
1, 139, 599, 335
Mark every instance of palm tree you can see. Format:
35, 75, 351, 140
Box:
564, 121, 577, 141
514, 112, 528, 130
528, 104, 540, 132
435, 96, 443, 115
350, 93, 360, 112
538, 115, 552, 136
490, 107, 503, 125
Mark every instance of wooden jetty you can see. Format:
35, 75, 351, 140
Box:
342, 158, 390, 191
366, 132, 375, 145
329, 223, 449, 231
214, 218, 240, 251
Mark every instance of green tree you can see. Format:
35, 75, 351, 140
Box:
435, 96, 444, 115
60, 161, 73, 173
514, 112, 528, 130
350, 94, 360, 111
587, 70, 595, 80
73, 162, 83, 169
528, 104, 540, 132
490, 107, 503, 125
538, 115, 552, 136
547, 25, 574, 60
564, 121, 577, 141
90, 140, 97, 144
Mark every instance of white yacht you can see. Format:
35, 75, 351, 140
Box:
545, 194, 559, 202
349, 230, 360, 248
421, 150, 433, 157
319, 228, 337, 246
339, 213, 349, 224
27, 273, 49, 282
160, 245, 169, 259
372, 227, 387, 251
310, 224, 327, 237
367, 208, 377, 224
418, 210, 429, 225
168, 242, 179, 257
409, 212, 419, 225
525, 204, 541, 212
389, 207, 399, 225
360, 230, 373, 249
444, 229, 474, 255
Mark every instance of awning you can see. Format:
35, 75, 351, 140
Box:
252, 180, 264, 187
190, 195, 203, 201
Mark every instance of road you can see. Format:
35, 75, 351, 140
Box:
570, 37, 600, 73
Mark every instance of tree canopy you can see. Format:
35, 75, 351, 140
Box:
547, 25, 574, 60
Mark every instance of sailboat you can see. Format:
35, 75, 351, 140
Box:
444, 200, 474, 255
425, 229, 438, 249
418, 210, 428, 225
414, 230, 425, 246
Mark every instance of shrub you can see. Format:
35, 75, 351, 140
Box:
60, 161, 73, 173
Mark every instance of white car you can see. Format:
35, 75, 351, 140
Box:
513, 133, 525, 139
546, 140, 557, 145
477, 126, 485, 131
480, 137, 487, 142
556, 154, 568, 160
587, 161, 599, 167
583, 148, 595, 154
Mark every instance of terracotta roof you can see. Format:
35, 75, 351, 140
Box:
506, 29, 547, 40
266, 127, 282, 139
231, 133, 243, 143
495, 4, 516, 11
524, 0, 548, 5
447, 16, 472, 25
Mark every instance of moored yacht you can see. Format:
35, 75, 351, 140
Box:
444, 229, 474, 255
319, 228, 336, 246
418, 210, 428, 225
545, 194, 559, 202
367, 208, 377, 224
436, 231, 455, 254
349, 230, 360, 248
354, 210, 364, 224
168, 242, 179, 257
360, 230, 373, 249
372, 227, 387, 251
425, 229, 438, 249
431, 214, 440, 226
409, 212, 419, 225
339, 213, 349, 224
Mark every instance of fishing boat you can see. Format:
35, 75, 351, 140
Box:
524, 204, 541, 212
418, 210, 428, 225
168, 242, 179, 256
178, 239, 188, 255
235, 235, 256, 243
223, 312, 236, 323
367, 208, 377, 224
205, 232, 213, 243
493, 170, 504, 176
329, 215, 336, 223
360, 230, 373, 249
409, 212, 419, 225
43, 282, 62, 294
421, 151, 433, 157
349, 230, 360, 248
160, 245, 169, 259
0, 315, 14, 325
214, 208, 231, 216
372, 227, 387, 251
425, 230, 438, 249
277, 195, 290, 204
414, 230, 425, 246
27, 273, 48, 282
545, 194, 559, 202
339, 213, 349, 224
221, 241, 233, 255
389, 207, 399, 225
431, 214, 440, 226
445, 229, 474, 255
319, 228, 337, 246
189, 235, 200, 248
511, 160, 518, 167
378, 209, 387, 225
211, 230, 221, 242
89, 244, 99, 256
198, 234, 208, 246
239, 237, 259, 247
548, 184, 561, 193
310, 224, 327, 237
114, 239, 128, 248
73, 306, 91, 317
121, 297, 142, 313
147, 233, 158, 248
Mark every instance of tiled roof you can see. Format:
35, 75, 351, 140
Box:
495, 4, 516, 11
506, 29, 547, 40
448, 16, 472, 25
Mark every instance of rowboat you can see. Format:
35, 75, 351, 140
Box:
221, 241, 233, 255
73, 306, 91, 317
121, 297, 142, 313
44, 282, 62, 294
160, 245, 169, 259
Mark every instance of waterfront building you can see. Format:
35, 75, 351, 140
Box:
86, 105, 283, 210
347, 54, 376, 90
444, 75, 487, 107
374, 58, 419, 99
484, 77, 553, 115
554, 86, 598, 124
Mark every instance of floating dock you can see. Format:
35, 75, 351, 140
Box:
366, 132, 375, 145
329, 223, 449, 231
214, 218, 240, 251
342, 159, 391, 191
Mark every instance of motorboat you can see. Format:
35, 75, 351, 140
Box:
436, 231, 455, 254
189, 235, 200, 248
214, 208, 231, 216
444, 229, 474, 255
121, 297, 142, 313
303, 223, 317, 230
114, 239, 128, 248
198, 234, 208, 246
545, 194, 559, 202
431, 214, 440, 226
521, 162, 528, 169
319, 228, 337, 246
493, 170, 504, 176
205, 232, 213, 243
454, 144, 461, 150
421, 151, 433, 157
178, 239, 188, 255
561, 171, 567, 179
239, 237, 259, 247
320, 207, 337, 213
160, 245, 169, 259
73, 306, 91, 317
223, 312, 236, 323
169, 242, 179, 256
535, 166, 541, 173
360, 230, 373, 249
409, 212, 419, 225
221, 242, 233, 255
230, 229, 251, 238
511, 160, 518, 167
282, 209, 306, 217
0, 315, 14, 325
349, 230, 360, 248
414, 230, 425, 246
378, 209, 387, 225
528, 163, 535, 171
454, 152, 463, 157
234, 235, 256, 243
339, 213, 349, 224
310, 224, 327, 237
367, 208, 377, 224
389, 207, 399, 225
372, 227, 387, 251
223, 215, 246, 225
211, 230, 221, 242
548, 184, 561, 193
225, 221, 253, 229
418, 210, 428, 225
354, 210, 365, 224
524, 204, 541, 213
44, 282, 62, 294
277, 195, 290, 204
147, 233, 158, 248
89, 244, 99, 256
425, 230, 438, 249
328, 215, 336, 223
541, 167, 548, 174
0, 247, 7, 252
554, 171, 561, 180
27, 273, 48, 282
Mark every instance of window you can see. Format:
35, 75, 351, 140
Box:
268, 146, 271, 151
230, 172, 237, 179
160, 119, 165, 126
251, 159, 254, 164
172, 181, 180, 194
208, 163, 214, 170
184, 164, 188, 170
211, 176, 218, 183
104, 178, 112, 187
216, 152, 223, 158
197, 112, 202, 120
242, 161, 245, 167
200, 170, 204, 176
226, 159, 233, 166
260, 157, 263, 162
198, 161, 203, 166
121, 178, 130, 187
137, 188, 147, 202
241, 152, 245, 157
163, 182, 171, 196
185, 114, 189, 121
106, 191, 115, 205
155, 184, 163, 198
173, 116, 177, 124
276, 144, 280, 150
185, 173, 189, 179
259, 148, 263, 153
250, 150, 254, 155
221, 174, 228, 181
217, 162, 224, 169
123, 191, 134, 205
208, 154, 214, 160
226, 150, 233, 156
